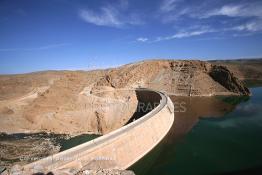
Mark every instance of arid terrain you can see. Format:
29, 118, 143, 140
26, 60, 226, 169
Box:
0, 71, 138, 135
0, 60, 251, 135
210, 58, 262, 86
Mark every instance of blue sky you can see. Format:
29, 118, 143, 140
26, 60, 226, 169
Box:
1, 0, 262, 74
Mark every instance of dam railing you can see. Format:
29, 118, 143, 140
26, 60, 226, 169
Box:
23, 89, 174, 173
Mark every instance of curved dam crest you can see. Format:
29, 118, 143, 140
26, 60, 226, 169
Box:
19, 89, 174, 174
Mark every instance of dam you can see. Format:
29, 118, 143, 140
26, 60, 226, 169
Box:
11, 89, 174, 174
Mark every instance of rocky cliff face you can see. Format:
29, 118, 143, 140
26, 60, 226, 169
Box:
209, 65, 250, 95
209, 58, 262, 82
0, 59, 250, 135
93, 60, 250, 96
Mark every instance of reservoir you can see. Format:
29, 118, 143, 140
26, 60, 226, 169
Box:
1, 87, 262, 174
131, 87, 262, 175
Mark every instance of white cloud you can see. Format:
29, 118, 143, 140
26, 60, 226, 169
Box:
135, 25, 216, 43
160, 0, 180, 12
161, 7, 190, 23
155, 27, 214, 42
136, 37, 148, 42
204, 4, 243, 18
79, 7, 123, 27
157, 0, 262, 39
203, 2, 262, 18
79, 0, 143, 28
232, 20, 262, 32
0, 43, 70, 52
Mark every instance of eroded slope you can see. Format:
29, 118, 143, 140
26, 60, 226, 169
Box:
0, 60, 250, 135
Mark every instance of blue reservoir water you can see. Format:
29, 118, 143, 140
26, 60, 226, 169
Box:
132, 87, 262, 175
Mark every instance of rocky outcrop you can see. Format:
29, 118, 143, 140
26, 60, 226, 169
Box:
209, 58, 262, 82
209, 65, 250, 95
3, 165, 135, 175
93, 60, 250, 96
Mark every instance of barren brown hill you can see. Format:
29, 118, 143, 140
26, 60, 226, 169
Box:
209, 58, 262, 86
0, 60, 250, 135
0, 70, 138, 135
95, 60, 249, 96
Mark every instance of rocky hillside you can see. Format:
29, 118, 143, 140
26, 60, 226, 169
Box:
0, 60, 250, 135
95, 60, 250, 96
209, 58, 262, 83
0, 71, 138, 135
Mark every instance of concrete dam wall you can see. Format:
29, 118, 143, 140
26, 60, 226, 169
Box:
23, 89, 175, 173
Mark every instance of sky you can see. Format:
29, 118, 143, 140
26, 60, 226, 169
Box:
1, 0, 262, 74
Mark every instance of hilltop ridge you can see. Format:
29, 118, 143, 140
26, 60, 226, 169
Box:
94, 59, 249, 96
0, 59, 250, 135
